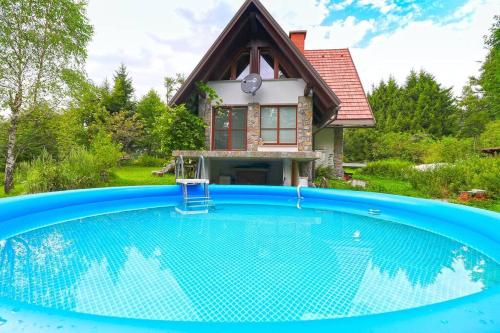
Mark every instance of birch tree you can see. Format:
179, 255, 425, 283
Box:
0, 0, 93, 193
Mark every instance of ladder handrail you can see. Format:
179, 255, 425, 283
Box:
196, 156, 206, 179
175, 156, 184, 180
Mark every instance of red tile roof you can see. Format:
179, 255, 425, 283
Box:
304, 49, 375, 126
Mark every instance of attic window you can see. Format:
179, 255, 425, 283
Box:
259, 50, 274, 80
235, 52, 250, 80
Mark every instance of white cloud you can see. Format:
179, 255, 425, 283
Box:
350, 0, 499, 94
307, 16, 376, 49
357, 0, 398, 14
84, 0, 500, 98
330, 0, 355, 11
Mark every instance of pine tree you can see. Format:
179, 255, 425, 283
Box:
106, 64, 135, 114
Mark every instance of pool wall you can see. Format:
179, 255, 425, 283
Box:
0, 185, 499, 333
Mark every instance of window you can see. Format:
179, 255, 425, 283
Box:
235, 52, 250, 80
259, 50, 275, 80
260, 106, 297, 145
213, 107, 247, 150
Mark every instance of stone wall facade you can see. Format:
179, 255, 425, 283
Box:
333, 127, 344, 177
297, 96, 313, 151
247, 103, 260, 151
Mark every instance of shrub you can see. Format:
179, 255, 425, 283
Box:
134, 154, 165, 167
423, 137, 477, 163
361, 159, 413, 180
59, 147, 100, 189
18, 150, 61, 193
479, 120, 500, 149
90, 132, 122, 174
20, 140, 121, 194
153, 104, 206, 155
315, 166, 336, 180
408, 157, 500, 198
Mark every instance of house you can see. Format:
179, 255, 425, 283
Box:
171, 0, 374, 186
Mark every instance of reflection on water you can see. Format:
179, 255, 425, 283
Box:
0, 205, 499, 322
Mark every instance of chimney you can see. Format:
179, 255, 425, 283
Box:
289, 30, 307, 54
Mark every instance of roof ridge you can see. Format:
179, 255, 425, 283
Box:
305, 48, 350, 52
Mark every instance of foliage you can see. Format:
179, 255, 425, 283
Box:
154, 104, 206, 155
367, 71, 458, 137
315, 166, 336, 179
17, 150, 60, 194
0, 0, 93, 193
422, 137, 477, 163
361, 159, 413, 180
164, 73, 185, 104
90, 131, 122, 173
408, 157, 500, 198
106, 111, 144, 153
58, 147, 101, 190
106, 64, 135, 114
136, 90, 167, 153
18, 135, 120, 194
478, 16, 500, 119
133, 154, 165, 167
479, 120, 500, 149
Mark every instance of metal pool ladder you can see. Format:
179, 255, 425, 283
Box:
175, 156, 214, 215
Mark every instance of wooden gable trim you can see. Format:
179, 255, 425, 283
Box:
170, 0, 340, 123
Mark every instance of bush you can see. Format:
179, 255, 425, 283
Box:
423, 137, 477, 163
408, 157, 500, 198
315, 166, 336, 179
59, 147, 100, 189
153, 104, 206, 155
19, 140, 121, 194
134, 154, 165, 167
90, 132, 122, 174
18, 150, 61, 193
361, 159, 413, 180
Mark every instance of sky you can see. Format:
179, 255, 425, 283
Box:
85, 0, 500, 99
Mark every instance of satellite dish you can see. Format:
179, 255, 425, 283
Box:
241, 73, 262, 96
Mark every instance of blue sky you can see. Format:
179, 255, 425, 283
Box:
85, 0, 499, 98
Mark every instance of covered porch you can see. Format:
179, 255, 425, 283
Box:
173, 150, 323, 186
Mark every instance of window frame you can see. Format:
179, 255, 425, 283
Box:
212, 106, 248, 151
260, 105, 298, 146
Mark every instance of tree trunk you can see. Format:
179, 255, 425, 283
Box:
4, 114, 18, 194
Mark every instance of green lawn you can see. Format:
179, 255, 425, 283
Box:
323, 169, 500, 213
0, 166, 176, 199
107, 166, 175, 187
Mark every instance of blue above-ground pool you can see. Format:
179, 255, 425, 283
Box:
0, 185, 499, 332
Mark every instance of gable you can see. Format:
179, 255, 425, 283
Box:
170, 0, 340, 127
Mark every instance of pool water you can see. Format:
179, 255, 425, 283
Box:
1, 204, 499, 322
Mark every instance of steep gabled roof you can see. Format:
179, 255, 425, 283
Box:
170, 0, 340, 126
305, 49, 375, 126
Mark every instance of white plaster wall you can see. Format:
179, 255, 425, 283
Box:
207, 79, 306, 105
314, 128, 335, 167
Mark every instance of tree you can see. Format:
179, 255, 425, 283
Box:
153, 104, 206, 156
136, 89, 167, 154
0, 0, 93, 193
478, 16, 499, 119
164, 73, 185, 104
137, 89, 166, 130
106, 64, 135, 114
106, 111, 144, 153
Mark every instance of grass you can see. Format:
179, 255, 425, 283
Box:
321, 168, 500, 213
107, 166, 175, 187
0, 166, 176, 199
